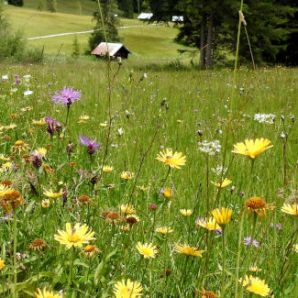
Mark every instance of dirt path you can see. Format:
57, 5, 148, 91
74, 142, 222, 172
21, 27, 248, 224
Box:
27, 25, 153, 40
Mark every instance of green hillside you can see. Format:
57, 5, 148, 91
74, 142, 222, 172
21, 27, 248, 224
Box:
3, 4, 193, 62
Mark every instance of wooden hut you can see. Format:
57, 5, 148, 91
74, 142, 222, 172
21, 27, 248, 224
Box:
91, 42, 131, 59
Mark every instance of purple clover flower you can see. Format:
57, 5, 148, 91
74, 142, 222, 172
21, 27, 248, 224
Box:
45, 117, 62, 136
52, 87, 81, 106
244, 236, 260, 248
79, 135, 100, 155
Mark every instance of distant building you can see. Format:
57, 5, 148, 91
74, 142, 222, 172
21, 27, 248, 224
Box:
137, 12, 153, 21
172, 16, 184, 23
91, 42, 131, 59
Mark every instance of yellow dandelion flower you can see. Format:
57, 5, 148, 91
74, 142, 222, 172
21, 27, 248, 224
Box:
240, 275, 270, 297
249, 264, 262, 272
161, 187, 173, 199
0, 258, 5, 270
78, 115, 90, 124
54, 223, 95, 249
175, 244, 204, 257
113, 279, 143, 298
100, 121, 108, 127
0, 162, 14, 173
136, 242, 158, 258
0, 185, 24, 213
281, 203, 298, 216
211, 207, 233, 225
196, 217, 222, 231
35, 147, 47, 157
120, 204, 136, 215
34, 288, 62, 298
121, 171, 134, 180
41, 199, 50, 208
211, 178, 232, 188
232, 138, 273, 159
103, 165, 113, 173
179, 209, 193, 217
293, 244, 298, 253
43, 189, 63, 199
156, 148, 186, 169
0, 154, 10, 161
32, 118, 46, 126
155, 226, 174, 234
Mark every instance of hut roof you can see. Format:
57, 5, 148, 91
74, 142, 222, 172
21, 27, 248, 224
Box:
137, 12, 153, 20
91, 42, 130, 57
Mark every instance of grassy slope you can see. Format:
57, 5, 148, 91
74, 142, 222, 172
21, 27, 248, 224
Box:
23, 0, 98, 15
4, 5, 192, 62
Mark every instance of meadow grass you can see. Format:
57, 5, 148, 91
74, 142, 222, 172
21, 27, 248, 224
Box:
0, 63, 297, 297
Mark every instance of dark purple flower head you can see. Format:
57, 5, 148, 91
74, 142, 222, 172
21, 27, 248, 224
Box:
52, 87, 81, 106
45, 117, 62, 136
31, 152, 43, 169
244, 236, 260, 248
14, 75, 21, 85
79, 135, 100, 155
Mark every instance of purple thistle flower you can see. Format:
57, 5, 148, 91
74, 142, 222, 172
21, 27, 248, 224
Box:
79, 135, 100, 155
244, 236, 260, 248
52, 87, 81, 106
45, 117, 62, 136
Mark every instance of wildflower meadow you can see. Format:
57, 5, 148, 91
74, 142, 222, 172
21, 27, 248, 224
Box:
0, 63, 297, 298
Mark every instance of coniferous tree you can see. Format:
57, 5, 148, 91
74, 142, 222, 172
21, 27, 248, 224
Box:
8, 0, 24, 6
89, 0, 120, 52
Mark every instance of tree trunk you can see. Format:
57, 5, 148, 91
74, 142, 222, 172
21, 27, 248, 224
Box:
206, 14, 213, 69
200, 17, 206, 69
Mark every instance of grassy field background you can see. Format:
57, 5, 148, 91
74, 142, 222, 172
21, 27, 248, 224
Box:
3, 4, 193, 62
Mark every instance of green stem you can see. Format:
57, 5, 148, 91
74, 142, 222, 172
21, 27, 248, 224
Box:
234, 211, 245, 298
68, 247, 75, 290
12, 212, 18, 298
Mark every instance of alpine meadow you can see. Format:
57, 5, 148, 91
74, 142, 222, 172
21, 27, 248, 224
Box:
0, 0, 297, 298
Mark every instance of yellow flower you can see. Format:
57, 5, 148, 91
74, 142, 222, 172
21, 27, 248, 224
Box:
232, 138, 273, 159
34, 147, 47, 157
293, 244, 298, 253
43, 189, 63, 199
54, 223, 95, 249
175, 244, 204, 257
11, 140, 29, 154
0, 154, 10, 161
249, 264, 262, 272
211, 207, 233, 225
0, 258, 5, 270
0, 185, 24, 214
121, 171, 134, 180
211, 178, 232, 188
156, 148, 186, 169
179, 209, 193, 217
0, 162, 14, 173
161, 187, 173, 199
281, 203, 298, 216
113, 279, 143, 298
103, 165, 113, 173
83, 244, 100, 257
196, 217, 222, 231
32, 118, 46, 126
100, 121, 108, 127
155, 226, 174, 234
201, 289, 218, 298
41, 199, 50, 208
240, 275, 270, 297
245, 197, 267, 217
78, 115, 90, 124
120, 204, 136, 215
34, 288, 62, 298
136, 242, 158, 258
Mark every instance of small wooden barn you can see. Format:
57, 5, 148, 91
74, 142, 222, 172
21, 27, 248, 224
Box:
91, 42, 131, 59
